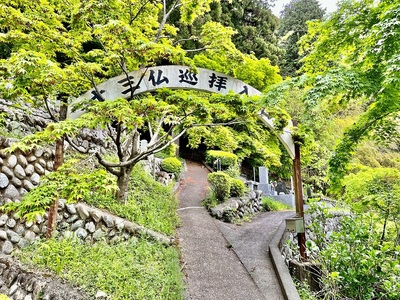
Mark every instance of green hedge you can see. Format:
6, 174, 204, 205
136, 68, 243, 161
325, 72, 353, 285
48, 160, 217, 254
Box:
229, 178, 245, 197
161, 157, 182, 177
208, 172, 231, 202
205, 150, 238, 170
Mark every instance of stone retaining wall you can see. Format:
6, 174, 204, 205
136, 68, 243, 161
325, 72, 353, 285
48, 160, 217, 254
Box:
210, 191, 263, 223
280, 211, 347, 291
0, 199, 172, 255
0, 137, 54, 201
0, 255, 90, 300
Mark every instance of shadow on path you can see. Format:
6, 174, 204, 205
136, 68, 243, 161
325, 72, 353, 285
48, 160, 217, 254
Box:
177, 160, 294, 300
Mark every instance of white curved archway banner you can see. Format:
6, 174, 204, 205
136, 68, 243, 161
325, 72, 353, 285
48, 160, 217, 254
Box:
70, 65, 295, 158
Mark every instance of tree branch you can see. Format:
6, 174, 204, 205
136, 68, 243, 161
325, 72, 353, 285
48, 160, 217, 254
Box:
95, 152, 121, 177
155, 0, 182, 42
184, 47, 208, 53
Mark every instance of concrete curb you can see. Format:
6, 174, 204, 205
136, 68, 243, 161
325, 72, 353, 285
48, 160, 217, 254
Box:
269, 221, 301, 300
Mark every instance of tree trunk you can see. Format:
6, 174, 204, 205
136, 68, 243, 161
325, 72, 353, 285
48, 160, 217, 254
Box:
46, 101, 67, 238
116, 165, 134, 204
380, 211, 389, 246
45, 137, 64, 238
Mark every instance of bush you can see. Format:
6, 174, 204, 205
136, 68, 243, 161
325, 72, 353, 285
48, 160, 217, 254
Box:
230, 178, 245, 197
205, 150, 238, 170
155, 143, 178, 159
223, 164, 241, 178
208, 172, 231, 202
1, 159, 118, 222
303, 202, 400, 300
161, 157, 182, 178
316, 215, 400, 300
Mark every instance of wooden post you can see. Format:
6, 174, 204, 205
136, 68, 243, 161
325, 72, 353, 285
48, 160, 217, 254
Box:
292, 122, 307, 261
45, 100, 67, 238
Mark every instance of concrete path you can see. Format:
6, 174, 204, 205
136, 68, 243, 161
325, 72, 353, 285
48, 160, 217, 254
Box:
177, 160, 294, 300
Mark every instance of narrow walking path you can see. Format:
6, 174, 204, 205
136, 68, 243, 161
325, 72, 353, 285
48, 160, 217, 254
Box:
177, 160, 293, 300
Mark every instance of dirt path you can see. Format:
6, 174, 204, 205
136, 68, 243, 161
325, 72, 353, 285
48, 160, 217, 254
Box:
177, 160, 293, 300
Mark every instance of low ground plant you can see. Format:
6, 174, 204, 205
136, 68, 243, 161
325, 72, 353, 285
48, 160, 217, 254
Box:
17, 237, 183, 300
85, 163, 180, 235
261, 197, 291, 211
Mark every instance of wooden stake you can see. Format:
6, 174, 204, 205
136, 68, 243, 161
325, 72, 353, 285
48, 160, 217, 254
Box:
292, 121, 307, 261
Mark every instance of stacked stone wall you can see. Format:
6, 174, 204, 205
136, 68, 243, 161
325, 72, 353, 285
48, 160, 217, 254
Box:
0, 200, 172, 256
210, 191, 263, 223
0, 136, 173, 299
0, 137, 54, 202
0, 255, 89, 300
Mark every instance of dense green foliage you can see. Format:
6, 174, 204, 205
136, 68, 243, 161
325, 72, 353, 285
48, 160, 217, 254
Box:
205, 150, 238, 170
277, 0, 325, 77
265, 0, 400, 195
298, 0, 400, 193
161, 157, 182, 178
172, 0, 282, 64
320, 216, 399, 299
343, 167, 400, 245
229, 178, 245, 198
305, 203, 400, 300
207, 171, 231, 202
18, 237, 183, 300
186, 93, 286, 174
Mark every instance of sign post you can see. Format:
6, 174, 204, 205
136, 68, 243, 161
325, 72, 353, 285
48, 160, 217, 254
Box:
292, 121, 307, 261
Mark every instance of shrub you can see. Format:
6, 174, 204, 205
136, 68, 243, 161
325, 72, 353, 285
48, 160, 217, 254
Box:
208, 172, 231, 202
161, 157, 182, 177
230, 178, 245, 197
223, 164, 241, 178
155, 143, 178, 159
317, 215, 397, 299
303, 202, 400, 300
205, 150, 238, 170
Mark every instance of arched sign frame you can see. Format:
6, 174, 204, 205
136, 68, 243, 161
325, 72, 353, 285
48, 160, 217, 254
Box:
70, 65, 295, 159
71, 65, 306, 259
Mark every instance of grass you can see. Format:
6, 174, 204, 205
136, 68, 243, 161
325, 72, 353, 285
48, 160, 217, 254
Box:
17, 237, 183, 299
261, 196, 292, 211
202, 191, 219, 209
84, 163, 180, 236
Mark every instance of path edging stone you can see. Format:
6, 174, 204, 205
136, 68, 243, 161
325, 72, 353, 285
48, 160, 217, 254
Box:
269, 220, 301, 300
